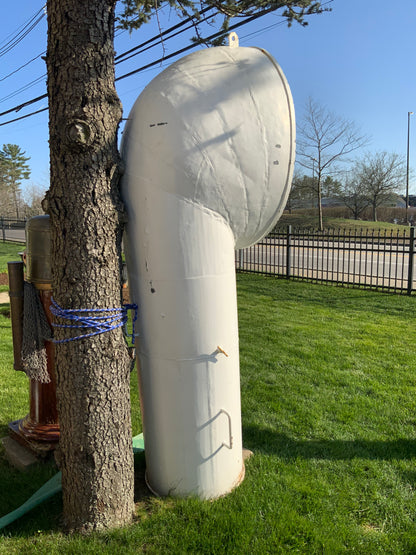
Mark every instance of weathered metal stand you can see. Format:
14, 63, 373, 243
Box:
5, 216, 59, 464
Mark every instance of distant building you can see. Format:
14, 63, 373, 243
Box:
409, 195, 416, 207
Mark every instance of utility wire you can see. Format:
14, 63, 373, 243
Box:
0, 52, 45, 83
0, 8, 279, 125
116, 6, 276, 83
0, 8, 45, 58
0, 5, 140, 80
0, 0, 285, 110
0, 6, 44, 49
0, 2, 327, 126
0, 93, 47, 119
0, 6, 210, 108
0, 1, 209, 83
115, 5, 216, 64
238, 16, 286, 41
0, 7, 217, 115
0, 0, 332, 90
0, 106, 47, 127
116, 16, 215, 66
0, 74, 46, 104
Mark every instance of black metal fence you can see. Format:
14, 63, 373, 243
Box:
4, 218, 416, 295
236, 226, 416, 295
0, 218, 26, 244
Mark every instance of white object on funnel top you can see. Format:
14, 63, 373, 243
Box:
121, 45, 295, 499
228, 32, 239, 47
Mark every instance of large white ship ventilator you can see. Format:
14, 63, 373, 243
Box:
121, 33, 295, 499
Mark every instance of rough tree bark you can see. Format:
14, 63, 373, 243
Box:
44, 0, 134, 531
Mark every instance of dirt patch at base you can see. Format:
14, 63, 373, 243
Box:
0, 273, 8, 286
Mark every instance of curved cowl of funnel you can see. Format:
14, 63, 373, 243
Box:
121, 46, 295, 499
122, 46, 295, 250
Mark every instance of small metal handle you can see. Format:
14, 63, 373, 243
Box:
219, 409, 233, 449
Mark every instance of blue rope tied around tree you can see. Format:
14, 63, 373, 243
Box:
50, 298, 138, 344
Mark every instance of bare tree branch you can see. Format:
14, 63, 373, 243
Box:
297, 97, 369, 230
354, 151, 406, 221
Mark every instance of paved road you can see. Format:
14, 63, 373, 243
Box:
2, 228, 25, 243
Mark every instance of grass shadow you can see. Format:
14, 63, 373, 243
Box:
0, 454, 61, 536
0, 451, 151, 537
134, 451, 152, 502
243, 424, 416, 461
0, 301, 10, 319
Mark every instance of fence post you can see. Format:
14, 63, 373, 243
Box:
407, 227, 415, 295
1, 218, 5, 243
286, 225, 292, 279
239, 248, 243, 271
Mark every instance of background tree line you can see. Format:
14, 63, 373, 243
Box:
293, 98, 408, 228
0, 143, 44, 219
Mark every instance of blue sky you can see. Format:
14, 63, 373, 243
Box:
1, 0, 415, 196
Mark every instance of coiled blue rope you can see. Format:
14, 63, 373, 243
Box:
50, 298, 138, 344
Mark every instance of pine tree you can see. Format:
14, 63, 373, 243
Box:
1, 144, 31, 219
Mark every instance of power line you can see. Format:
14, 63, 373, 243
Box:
0, 6, 43, 48
116, 7, 276, 83
0, 0, 271, 84
115, 5, 216, 64
0, 0, 283, 112
0, 2, 328, 127
0, 0, 240, 97
0, 52, 45, 83
0, 8, 215, 114
0, 0, 332, 96
116, 18, 214, 67
0, 106, 47, 127
238, 16, 286, 41
0, 8, 278, 126
0, 74, 46, 104
0, 93, 47, 119
0, 7, 206, 108
0, 7, 45, 58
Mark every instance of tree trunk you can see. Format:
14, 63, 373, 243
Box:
12, 183, 20, 220
45, 0, 134, 532
317, 176, 323, 231
372, 202, 378, 222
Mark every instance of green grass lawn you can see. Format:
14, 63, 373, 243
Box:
0, 242, 23, 275
276, 212, 411, 233
0, 243, 23, 297
1, 272, 416, 552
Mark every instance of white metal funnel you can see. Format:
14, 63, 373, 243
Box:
121, 45, 295, 498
